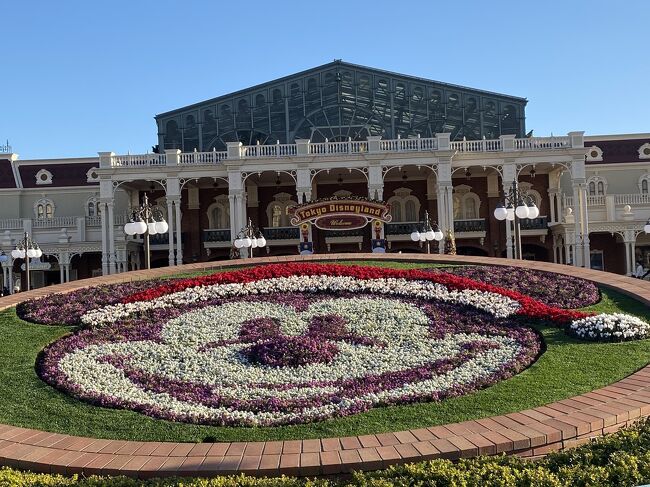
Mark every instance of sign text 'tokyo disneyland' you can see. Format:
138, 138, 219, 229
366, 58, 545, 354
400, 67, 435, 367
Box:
289, 198, 392, 230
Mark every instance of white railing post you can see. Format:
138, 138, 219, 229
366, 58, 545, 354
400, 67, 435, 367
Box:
568, 131, 585, 148
500, 134, 516, 152
165, 149, 181, 166
226, 142, 243, 159
435, 133, 451, 151
98, 151, 114, 168
295, 139, 310, 156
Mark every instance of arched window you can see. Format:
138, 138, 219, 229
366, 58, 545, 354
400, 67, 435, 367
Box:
86, 197, 101, 217
391, 203, 402, 222
35, 169, 53, 185
587, 176, 607, 196
405, 200, 417, 221
452, 185, 481, 220
387, 188, 421, 223
638, 174, 650, 194
206, 195, 230, 229
271, 204, 282, 227
266, 193, 297, 227
255, 94, 265, 107
34, 198, 55, 219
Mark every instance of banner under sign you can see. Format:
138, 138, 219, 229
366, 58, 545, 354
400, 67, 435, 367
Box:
289, 198, 392, 231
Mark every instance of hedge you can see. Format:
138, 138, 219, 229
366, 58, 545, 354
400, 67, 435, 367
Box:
5, 417, 650, 486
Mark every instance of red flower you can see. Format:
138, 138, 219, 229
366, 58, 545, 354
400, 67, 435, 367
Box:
123, 263, 591, 325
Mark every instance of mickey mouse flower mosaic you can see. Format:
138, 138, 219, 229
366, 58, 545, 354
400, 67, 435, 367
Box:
22, 263, 647, 427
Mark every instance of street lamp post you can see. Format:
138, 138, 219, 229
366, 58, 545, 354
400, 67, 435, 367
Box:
493, 180, 540, 260
409, 210, 444, 254
123, 193, 169, 270
10, 231, 43, 292
233, 218, 267, 258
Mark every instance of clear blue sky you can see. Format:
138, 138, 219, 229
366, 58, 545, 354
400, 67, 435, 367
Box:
2, 0, 648, 160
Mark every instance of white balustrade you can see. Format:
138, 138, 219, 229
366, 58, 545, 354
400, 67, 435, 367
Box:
514, 136, 570, 150
33, 216, 77, 228
0, 218, 23, 230
179, 150, 228, 165
450, 139, 502, 152
586, 195, 606, 206
109, 135, 577, 169
85, 216, 102, 226
615, 194, 650, 205
111, 154, 166, 167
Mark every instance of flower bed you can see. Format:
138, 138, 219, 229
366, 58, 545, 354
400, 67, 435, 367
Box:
569, 313, 650, 341
36, 264, 553, 427
437, 265, 600, 308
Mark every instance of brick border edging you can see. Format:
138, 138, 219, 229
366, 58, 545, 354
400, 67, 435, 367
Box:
1, 254, 650, 478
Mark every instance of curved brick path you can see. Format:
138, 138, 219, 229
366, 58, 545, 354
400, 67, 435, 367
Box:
1, 254, 650, 478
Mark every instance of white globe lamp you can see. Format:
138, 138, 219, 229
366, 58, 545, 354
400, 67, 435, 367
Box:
425, 230, 435, 240
506, 206, 515, 221
134, 220, 147, 234
155, 220, 168, 234
242, 237, 252, 248
26, 248, 37, 258
494, 204, 508, 221
257, 236, 266, 248
124, 222, 136, 236
410, 231, 420, 241
147, 221, 158, 235
515, 204, 529, 219
527, 203, 539, 219
434, 230, 444, 241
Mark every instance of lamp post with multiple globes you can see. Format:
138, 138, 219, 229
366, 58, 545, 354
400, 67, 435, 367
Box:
409, 210, 444, 254
123, 193, 169, 270
10, 232, 43, 292
233, 218, 267, 258
493, 180, 540, 259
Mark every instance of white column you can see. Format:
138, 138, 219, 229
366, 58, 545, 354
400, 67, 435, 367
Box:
173, 198, 182, 265
166, 199, 175, 266
107, 201, 116, 274
548, 189, 557, 224
8, 261, 14, 293
100, 201, 109, 275
59, 262, 65, 283
64, 264, 70, 283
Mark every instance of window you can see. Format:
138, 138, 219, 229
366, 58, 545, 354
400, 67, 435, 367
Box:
86, 167, 100, 183
638, 174, 650, 194
266, 193, 297, 227
587, 176, 607, 196
639, 143, 650, 160
588, 182, 596, 196
452, 185, 481, 220
34, 198, 55, 219
387, 188, 420, 223
206, 195, 230, 229
85, 197, 101, 217
586, 146, 603, 162
35, 169, 53, 185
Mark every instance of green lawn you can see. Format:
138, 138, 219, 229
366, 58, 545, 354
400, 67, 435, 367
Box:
0, 261, 648, 443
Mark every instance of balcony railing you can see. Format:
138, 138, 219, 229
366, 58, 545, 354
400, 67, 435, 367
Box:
110, 133, 582, 167
0, 218, 23, 230
112, 153, 167, 167
454, 219, 486, 232
615, 194, 650, 205
323, 228, 366, 238
263, 227, 299, 240
203, 229, 231, 242
385, 222, 419, 235
520, 216, 548, 231
33, 216, 77, 228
